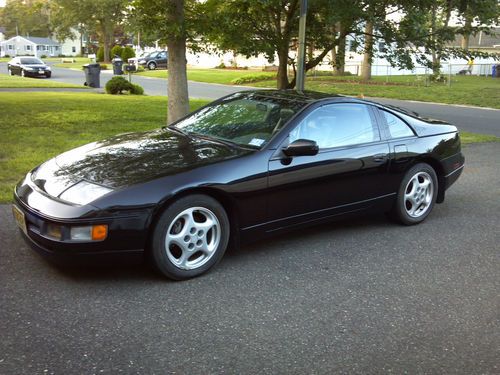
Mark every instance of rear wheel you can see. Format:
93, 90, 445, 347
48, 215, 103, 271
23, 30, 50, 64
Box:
391, 163, 438, 225
151, 194, 230, 280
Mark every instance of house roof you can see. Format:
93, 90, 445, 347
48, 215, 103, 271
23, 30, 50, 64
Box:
0, 27, 6, 34
23, 36, 60, 46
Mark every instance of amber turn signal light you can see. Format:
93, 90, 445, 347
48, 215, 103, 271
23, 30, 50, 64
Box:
91, 225, 108, 241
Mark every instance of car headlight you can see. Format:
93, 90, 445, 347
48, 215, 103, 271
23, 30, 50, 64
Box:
59, 181, 113, 205
139, 59, 146, 63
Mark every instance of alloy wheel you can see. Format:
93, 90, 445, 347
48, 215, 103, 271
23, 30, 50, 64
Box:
404, 171, 434, 218
165, 207, 221, 270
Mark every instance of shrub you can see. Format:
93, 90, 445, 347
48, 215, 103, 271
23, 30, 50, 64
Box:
111, 45, 123, 59
130, 84, 144, 95
105, 76, 144, 95
215, 62, 226, 69
96, 46, 104, 62
99, 64, 108, 70
231, 73, 275, 85
121, 46, 135, 61
40, 54, 47, 59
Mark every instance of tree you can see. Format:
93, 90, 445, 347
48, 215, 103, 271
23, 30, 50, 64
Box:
0, 0, 51, 38
131, 0, 192, 123
52, 0, 127, 63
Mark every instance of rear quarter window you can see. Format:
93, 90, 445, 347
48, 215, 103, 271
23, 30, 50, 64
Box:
382, 110, 415, 138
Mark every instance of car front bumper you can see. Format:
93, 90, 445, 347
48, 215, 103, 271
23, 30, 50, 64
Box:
13, 178, 153, 264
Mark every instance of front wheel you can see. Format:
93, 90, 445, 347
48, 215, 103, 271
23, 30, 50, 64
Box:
391, 163, 438, 225
148, 62, 157, 70
151, 194, 230, 280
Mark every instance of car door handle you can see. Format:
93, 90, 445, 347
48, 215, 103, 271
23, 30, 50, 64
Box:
372, 153, 388, 163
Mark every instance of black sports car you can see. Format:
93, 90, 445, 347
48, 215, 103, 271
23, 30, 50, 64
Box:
7, 56, 52, 78
13, 90, 464, 280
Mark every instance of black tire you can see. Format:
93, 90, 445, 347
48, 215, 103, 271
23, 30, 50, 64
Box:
391, 163, 438, 225
151, 194, 230, 280
148, 62, 157, 70
45, 73, 52, 78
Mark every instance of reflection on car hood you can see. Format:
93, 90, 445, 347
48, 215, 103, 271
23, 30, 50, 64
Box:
33, 129, 251, 193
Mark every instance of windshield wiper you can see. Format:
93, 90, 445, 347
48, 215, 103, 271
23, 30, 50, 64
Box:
191, 133, 259, 150
165, 125, 193, 138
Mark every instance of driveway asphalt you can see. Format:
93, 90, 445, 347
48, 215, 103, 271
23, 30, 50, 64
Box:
0, 142, 499, 374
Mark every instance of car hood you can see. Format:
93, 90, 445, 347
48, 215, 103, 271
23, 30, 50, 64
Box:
32, 129, 252, 197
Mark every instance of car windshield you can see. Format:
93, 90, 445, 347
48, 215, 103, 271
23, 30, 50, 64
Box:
20, 58, 43, 65
171, 93, 306, 149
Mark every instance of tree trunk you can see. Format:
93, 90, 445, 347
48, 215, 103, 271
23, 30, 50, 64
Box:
360, 21, 373, 81
461, 14, 472, 50
167, 0, 189, 124
430, 3, 440, 75
100, 22, 112, 63
334, 33, 346, 76
277, 45, 289, 89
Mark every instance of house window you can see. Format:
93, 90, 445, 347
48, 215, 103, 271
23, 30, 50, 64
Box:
25, 45, 32, 51
72, 46, 76, 53
54, 46, 59, 51
378, 42, 386, 53
8, 44, 14, 50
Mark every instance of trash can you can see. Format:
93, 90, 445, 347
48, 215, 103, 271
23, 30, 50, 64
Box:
494, 64, 500, 78
112, 56, 123, 75
83, 63, 101, 88
492, 65, 497, 78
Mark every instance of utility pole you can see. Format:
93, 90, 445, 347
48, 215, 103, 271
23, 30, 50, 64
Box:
296, 0, 308, 92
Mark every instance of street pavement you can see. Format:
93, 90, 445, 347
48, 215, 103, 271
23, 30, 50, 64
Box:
1, 62, 499, 136
1, 142, 499, 374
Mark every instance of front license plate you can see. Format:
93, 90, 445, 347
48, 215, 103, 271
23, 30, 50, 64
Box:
12, 205, 28, 235
39, 70, 45, 74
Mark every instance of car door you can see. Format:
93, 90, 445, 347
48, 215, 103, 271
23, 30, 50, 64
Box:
266, 102, 392, 230
157, 52, 168, 68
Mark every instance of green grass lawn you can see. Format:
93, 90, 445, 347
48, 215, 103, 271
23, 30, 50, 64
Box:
51, 57, 111, 70
0, 92, 208, 203
138, 68, 499, 109
252, 74, 500, 109
0, 74, 83, 88
136, 68, 275, 85
0, 91, 497, 203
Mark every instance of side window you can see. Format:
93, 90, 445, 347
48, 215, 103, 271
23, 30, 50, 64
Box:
381, 110, 415, 138
290, 103, 379, 149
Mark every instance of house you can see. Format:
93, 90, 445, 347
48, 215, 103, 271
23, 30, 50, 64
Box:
59, 28, 89, 56
0, 35, 61, 57
0, 26, 5, 42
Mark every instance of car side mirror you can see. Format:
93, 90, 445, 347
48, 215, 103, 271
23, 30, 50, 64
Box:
283, 139, 319, 157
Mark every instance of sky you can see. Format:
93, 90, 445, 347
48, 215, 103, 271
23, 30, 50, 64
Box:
0, 0, 5, 7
